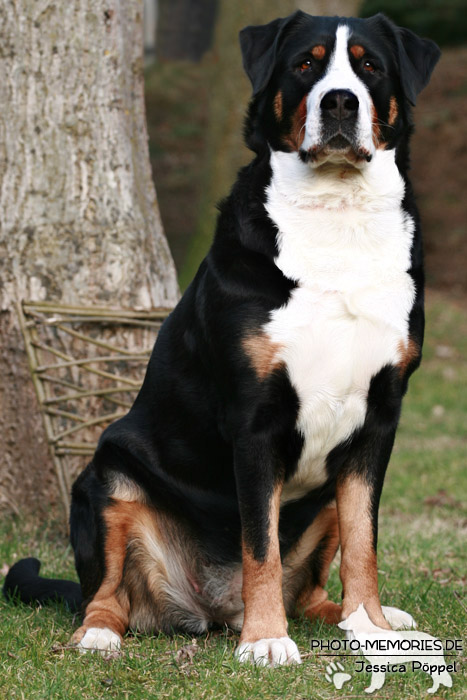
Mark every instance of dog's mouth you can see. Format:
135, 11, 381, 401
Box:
300, 133, 372, 166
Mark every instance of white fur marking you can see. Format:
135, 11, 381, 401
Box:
140, 527, 210, 633
264, 150, 415, 502
302, 24, 375, 160
77, 627, 121, 653
138, 527, 243, 633
236, 636, 302, 667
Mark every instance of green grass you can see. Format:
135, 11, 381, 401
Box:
1, 291, 466, 699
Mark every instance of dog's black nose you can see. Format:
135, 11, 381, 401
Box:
320, 90, 359, 120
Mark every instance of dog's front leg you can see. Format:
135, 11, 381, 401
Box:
234, 447, 301, 666
336, 433, 395, 630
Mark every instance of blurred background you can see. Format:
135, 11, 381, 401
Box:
143, 0, 467, 295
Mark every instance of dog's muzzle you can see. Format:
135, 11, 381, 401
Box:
300, 89, 372, 165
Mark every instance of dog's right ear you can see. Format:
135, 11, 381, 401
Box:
240, 11, 304, 96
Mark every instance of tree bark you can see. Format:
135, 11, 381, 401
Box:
0, 0, 179, 515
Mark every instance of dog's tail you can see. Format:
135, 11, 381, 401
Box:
3, 557, 82, 612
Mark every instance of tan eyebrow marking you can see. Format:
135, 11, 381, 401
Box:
311, 45, 326, 60
350, 44, 365, 59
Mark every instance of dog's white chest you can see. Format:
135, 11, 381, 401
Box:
264, 151, 415, 501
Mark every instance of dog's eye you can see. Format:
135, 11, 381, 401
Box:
300, 60, 313, 72
363, 60, 376, 73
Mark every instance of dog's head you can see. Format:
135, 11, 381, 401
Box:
240, 12, 440, 165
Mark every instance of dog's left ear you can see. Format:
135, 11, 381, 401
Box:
240, 11, 304, 96
374, 14, 440, 106
395, 26, 441, 105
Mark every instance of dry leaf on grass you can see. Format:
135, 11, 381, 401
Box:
175, 643, 198, 665
424, 490, 461, 509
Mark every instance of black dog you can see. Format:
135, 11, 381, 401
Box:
5, 12, 439, 666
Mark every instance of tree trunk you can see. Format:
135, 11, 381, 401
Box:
181, 0, 362, 286
0, 0, 179, 515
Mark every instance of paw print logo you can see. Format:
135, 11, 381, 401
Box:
325, 661, 352, 690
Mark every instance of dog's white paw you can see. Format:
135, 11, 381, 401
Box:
382, 606, 417, 630
77, 627, 121, 653
235, 636, 301, 667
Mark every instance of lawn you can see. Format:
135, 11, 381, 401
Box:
0, 290, 465, 699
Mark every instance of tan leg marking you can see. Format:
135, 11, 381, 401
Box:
336, 474, 390, 628
240, 485, 287, 643
398, 337, 420, 376
72, 501, 149, 644
292, 505, 341, 624
242, 332, 283, 381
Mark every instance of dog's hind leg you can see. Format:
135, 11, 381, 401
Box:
289, 504, 342, 624
71, 499, 135, 651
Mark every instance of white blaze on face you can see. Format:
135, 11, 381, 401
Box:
301, 24, 375, 159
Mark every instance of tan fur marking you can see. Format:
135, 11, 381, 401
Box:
73, 501, 154, 643
389, 96, 398, 126
398, 338, 420, 376
286, 503, 338, 575
274, 91, 283, 121
122, 508, 175, 632
284, 94, 307, 151
350, 44, 365, 59
240, 485, 287, 643
243, 332, 283, 380
311, 45, 326, 60
70, 627, 87, 644
292, 505, 341, 624
336, 475, 390, 628
371, 103, 382, 147
130, 508, 169, 583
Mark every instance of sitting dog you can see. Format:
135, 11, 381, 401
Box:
4, 11, 440, 667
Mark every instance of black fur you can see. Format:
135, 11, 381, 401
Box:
3, 558, 82, 611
